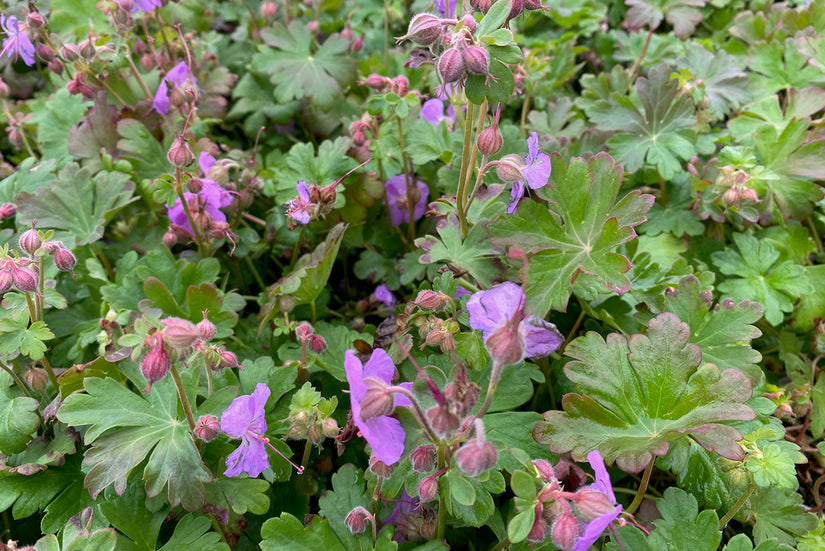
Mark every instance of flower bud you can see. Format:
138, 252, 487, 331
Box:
26, 11, 48, 29
0, 271, 12, 293
411, 444, 437, 473
462, 14, 477, 31
261, 1, 277, 18
141, 339, 170, 393
25, 367, 48, 393
19, 225, 41, 255
61, 44, 81, 62
0, 203, 16, 219
722, 188, 739, 206
308, 421, 324, 444
0, 80, 8, 98
438, 47, 466, 84
196, 311, 217, 342
508, 0, 526, 19
741, 188, 759, 203
359, 377, 395, 420
308, 334, 327, 354
574, 488, 617, 522
194, 414, 220, 441
455, 438, 498, 477
163, 231, 178, 248
161, 317, 200, 349
551, 512, 582, 551
462, 45, 490, 75
36, 44, 55, 63
48, 59, 64, 75
426, 404, 460, 435
362, 73, 393, 90
345, 507, 371, 535
414, 290, 449, 311
12, 265, 38, 292
322, 417, 339, 437
477, 125, 503, 155
351, 36, 364, 53
296, 322, 314, 341
527, 506, 549, 544
218, 349, 240, 368
532, 459, 555, 483
496, 154, 525, 182
401, 13, 443, 46
118, 0, 135, 11
418, 475, 439, 502
279, 295, 295, 314
485, 323, 525, 366
79, 39, 96, 59
369, 456, 395, 477
54, 247, 77, 272
168, 135, 195, 167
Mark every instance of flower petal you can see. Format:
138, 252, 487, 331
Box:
523, 316, 564, 359
224, 436, 269, 478
466, 282, 525, 337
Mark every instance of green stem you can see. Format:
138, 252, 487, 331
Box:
436, 443, 447, 541
24, 292, 37, 325
124, 47, 154, 102
383, 0, 389, 69
459, 100, 487, 222
388, 386, 439, 443
626, 458, 655, 514
36, 258, 45, 322
243, 255, 267, 290
39, 356, 59, 391
300, 439, 312, 472
474, 360, 503, 422
719, 483, 756, 529
169, 364, 197, 431
491, 537, 512, 551
204, 360, 214, 397
0, 361, 31, 397
175, 167, 207, 257
396, 117, 416, 242
288, 225, 306, 271
456, 102, 476, 237
520, 91, 530, 138
91, 242, 114, 280
628, 27, 654, 89
808, 216, 824, 254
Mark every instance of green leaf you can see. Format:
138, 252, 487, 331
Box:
624, 0, 706, 38
57, 377, 213, 510
647, 487, 721, 550
159, 514, 229, 551
30, 88, 86, 161
589, 64, 696, 178
679, 43, 751, 120
488, 153, 654, 314
0, 371, 40, 455
318, 464, 371, 551
507, 508, 536, 544
476, 0, 511, 36
116, 119, 171, 182
446, 475, 494, 526
15, 163, 136, 246
204, 477, 270, 516
746, 442, 801, 490
534, 313, 755, 473
712, 233, 813, 326
0, 157, 57, 203
252, 22, 357, 110
748, 38, 825, 98
48, 0, 109, 35
509, 470, 536, 500
657, 438, 729, 509
416, 212, 503, 288
260, 513, 348, 551
484, 412, 549, 473
662, 274, 764, 384
0, 310, 54, 362
269, 137, 355, 202
749, 486, 818, 547
260, 223, 347, 328
448, 474, 476, 506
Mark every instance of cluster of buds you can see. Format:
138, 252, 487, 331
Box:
66, 73, 96, 99
715, 165, 759, 208
284, 180, 338, 229
415, 316, 459, 353
0, 256, 38, 294
361, 74, 412, 96
160, 311, 217, 351
295, 322, 328, 356
419, 364, 480, 441
285, 392, 339, 446
340, 22, 363, 54
348, 113, 374, 160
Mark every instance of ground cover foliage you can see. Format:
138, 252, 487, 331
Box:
0, 0, 824, 549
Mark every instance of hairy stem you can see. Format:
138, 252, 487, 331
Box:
626, 458, 655, 514
719, 483, 755, 529
169, 364, 197, 431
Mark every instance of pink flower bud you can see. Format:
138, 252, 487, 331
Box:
496, 154, 525, 182
369, 456, 395, 477
307, 20, 319, 32
168, 135, 195, 167
476, 125, 503, 155
0, 270, 12, 293
401, 13, 443, 46
485, 323, 525, 366
418, 475, 439, 502
532, 459, 556, 483
36, 44, 55, 63
188, 177, 204, 193
118, 0, 135, 11
26, 11, 47, 29
359, 377, 395, 420
438, 47, 466, 84
260, 1, 277, 18
218, 349, 239, 368
362, 73, 393, 90
414, 290, 449, 311
455, 438, 497, 477
163, 231, 178, 248
345, 507, 371, 535
0, 203, 16, 219
12, 265, 38, 292
526, 512, 549, 544
25, 367, 48, 393
462, 45, 490, 75
574, 488, 617, 521
196, 311, 217, 341
411, 444, 437, 473
54, 247, 77, 272
308, 334, 327, 354
194, 414, 220, 441
322, 417, 339, 437
462, 14, 477, 31
426, 404, 460, 435
551, 512, 582, 551
296, 322, 314, 340
161, 317, 200, 349
0, 80, 8, 98
61, 44, 81, 62
722, 188, 739, 206
42, 241, 61, 253
508, 0, 526, 19
351, 36, 364, 53
19, 225, 41, 255
48, 59, 64, 75
142, 338, 170, 393
741, 188, 759, 203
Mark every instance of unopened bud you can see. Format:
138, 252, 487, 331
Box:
19, 225, 41, 255
12, 265, 38, 292
341, 26, 354, 41
574, 488, 617, 522
218, 349, 239, 368
0, 271, 12, 293
414, 290, 448, 311
722, 188, 739, 206
455, 438, 498, 477
26, 11, 47, 29
741, 188, 759, 203
438, 47, 466, 83
308, 422, 324, 444
79, 39, 95, 59
0, 80, 8, 98
48, 59, 64, 75
402, 13, 443, 46
418, 475, 439, 502
411, 444, 437, 473
161, 317, 200, 349
426, 404, 460, 435
141, 339, 170, 392
462, 14, 477, 31
369, 456, 395, 477
462, 45, 490, 75
296, 322, 314, 341
322, 417, 339, 437
308, 334, 327, 354
352, 130, 367, 146
362, 73, 393, 90
260, 1, 277, 18
163, 231, 178, 247
25, 367, 48, 393
527, 503, 549, 543
168, 135, 195, 167
118, 0, 135, 11
551, 512, 582, 551
532, 459, 555, 482
60, 44, 81, 62
351, 36, 363, 53
485, 324, 525, 366
194, 415, 220, 441
53, 247, 77, 272
36, 44, 55, 62
188, 177, 203, 193
279, 295, 295, 314
359, 377, 395, 420
345, 507, 371, 535
476, 125, 503, 155
196, 311, 217, 341
0, 203, 16, 219
496, 154, 525, 182
508, 0, 526, 18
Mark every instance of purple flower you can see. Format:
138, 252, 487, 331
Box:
153, 61, 197, 115
167, 152, 233, 237
466, 282, 563, 361
436, 0, 457, 17
1, 15, 35, 66
506, 132, 551, 213
221, 383, 271, 478
285, 181, 314, 225
375, 284, 396, 309
345, 349, 412, 465
572, 451, 622, 551
385, 175, 429, 226
131, 0, 163, 12
420, 98, 456, 126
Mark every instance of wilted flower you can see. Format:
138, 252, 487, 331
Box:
385, 175, 429, 226
1, 15, 35, 66
375, 284, 396, 309
153, 61, 197, 115
345, 349, 412, 465
497, 132, 552, 213
467, 282, 563, 364
285, 181, 315, 225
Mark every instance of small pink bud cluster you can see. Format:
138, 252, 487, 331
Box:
715, 165, 759, 209
0, 257, 39, 294
286, 403, 340, 445
295, 322, 328, 355
416, 316, 458, 354
454, 419, 497, 477
40, 240, 77, 273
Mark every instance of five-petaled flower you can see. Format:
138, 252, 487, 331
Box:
345, 348, 412, 465
1, 14, 35, 66
153, 61, 197, 115
467, 281, 563, 365
572, 450, 622, 551
285, 181, 315, 225
221, 383, 271, 478
496, 132, 551, 214
167, 152, 233, 237
385, 175, 429, 226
